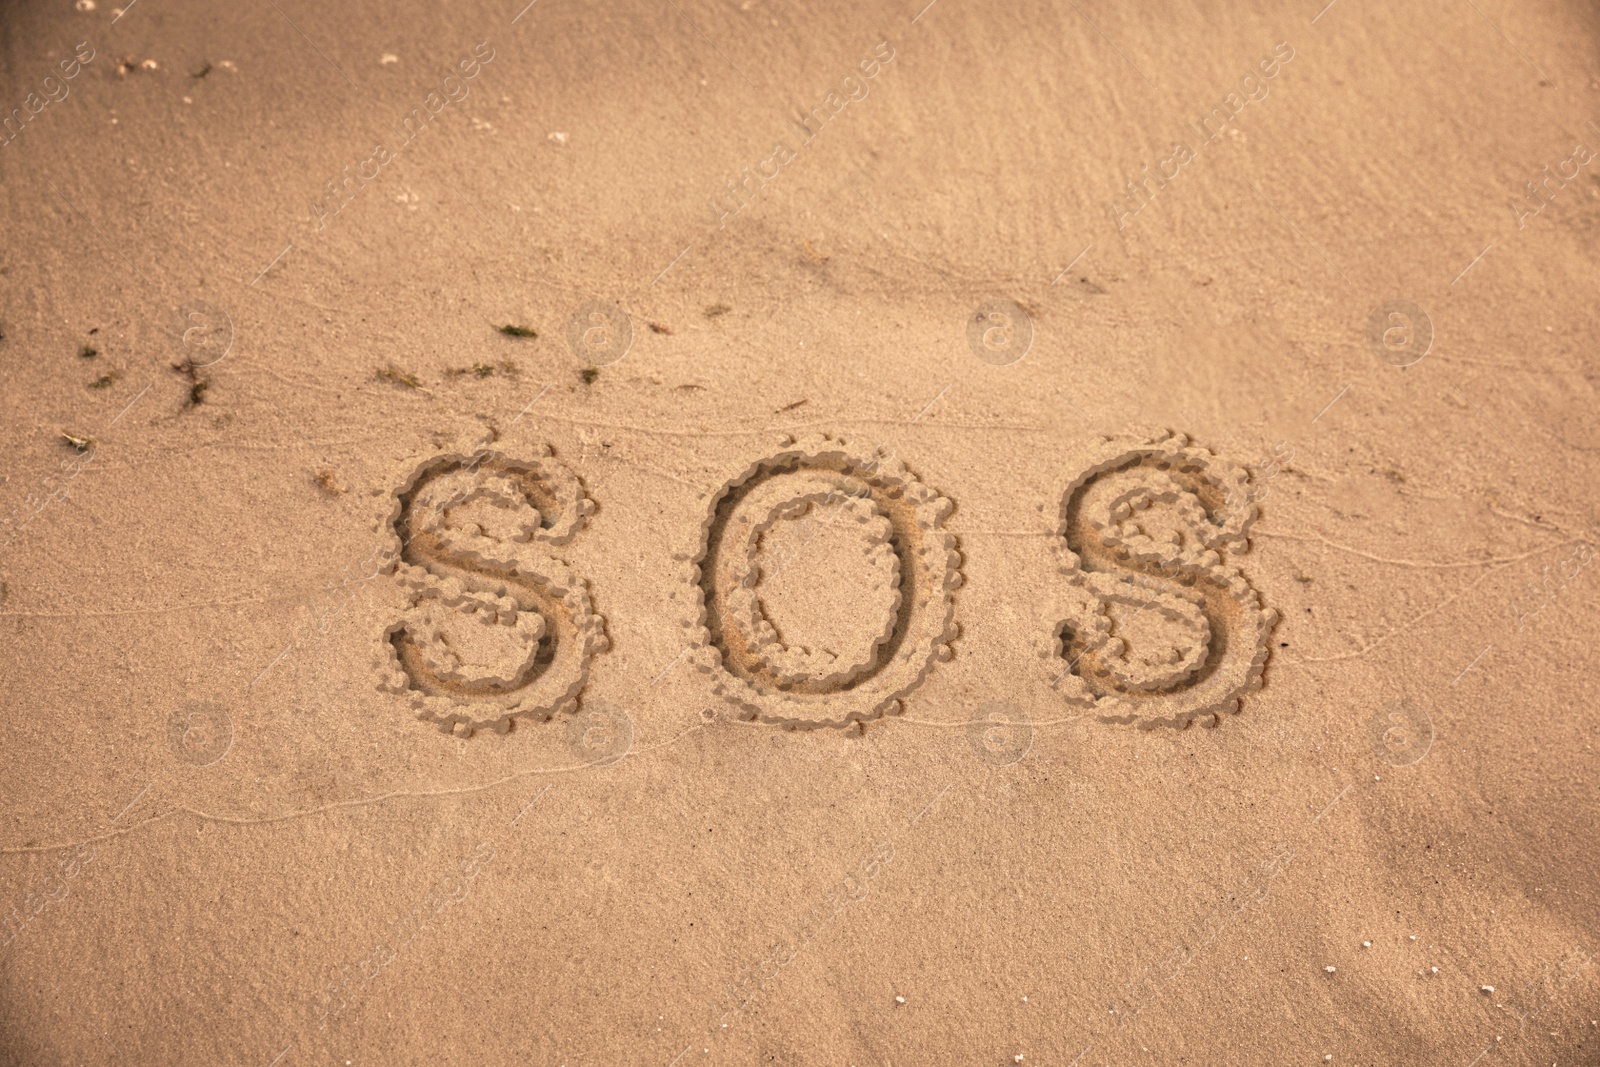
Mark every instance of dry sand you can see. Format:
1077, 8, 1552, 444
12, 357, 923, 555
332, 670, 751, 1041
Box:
2, 0, 1599, 1063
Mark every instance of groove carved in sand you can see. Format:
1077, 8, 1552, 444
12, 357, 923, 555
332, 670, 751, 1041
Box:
374, 446, 607, 736
680, 435, 962, 728
1044, 433, 1277, 729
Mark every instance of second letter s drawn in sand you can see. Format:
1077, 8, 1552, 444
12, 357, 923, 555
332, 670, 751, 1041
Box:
1043, 433, 1277, 729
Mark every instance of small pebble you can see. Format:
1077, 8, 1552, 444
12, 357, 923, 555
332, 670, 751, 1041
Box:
1431, 967, 1439, 974
895, 996, 905, 1004
381, 53, 399, 65
1481, 985, 1495, 993
1362, 941, 1372, 948
1324, 966, 1337, 974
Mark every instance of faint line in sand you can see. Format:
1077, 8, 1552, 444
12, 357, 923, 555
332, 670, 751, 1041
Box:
1051, 243, 1094, 284
911, 383, 952, 424
509, 384, 551, 425
110, 383, 152, 426
1459, 0, 1549, 82
249, 643, 294, 688
1450, 243, 1493, 286
1450, 644, 1492, 686
441, 177, 497, 230
1061, 0, 1157, 91
250, 244, 293, 286
650, 646, 691, 686
516, 411, 1046, 438
1254, 531, 1564, 570
1309, 0, 1338, 23
2, 795, 139, 955
266, 1045, 292, 1067
112, 783, 151, 824
1313, 783, 1351, 824
0, 722, 713, 856
1311, 383, 1350, 424
910, 0, 941, 24
111, 0, 142, 22
262, 0, 358, 90
510, 0, 540, 24
1295, 558, 1516, 664
0, 595, 274, 620
651, 242, 694, 286
511, 784, 551, 825
909, 782, 953, 826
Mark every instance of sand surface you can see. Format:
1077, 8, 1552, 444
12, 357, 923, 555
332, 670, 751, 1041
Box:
2, 0, 1599, 1063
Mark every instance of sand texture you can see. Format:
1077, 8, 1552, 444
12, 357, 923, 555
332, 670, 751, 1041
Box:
2, 0, 1599, 1063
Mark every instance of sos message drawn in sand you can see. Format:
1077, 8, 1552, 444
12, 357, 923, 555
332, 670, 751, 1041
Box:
369, 428, 1281, 739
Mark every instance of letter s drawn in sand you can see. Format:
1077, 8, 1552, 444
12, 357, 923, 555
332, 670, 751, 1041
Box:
1044, 432, 1277, 729
374, 445, 607, 737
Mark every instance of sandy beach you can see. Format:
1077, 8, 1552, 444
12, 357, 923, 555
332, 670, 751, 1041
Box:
2, 0, 1598, 1063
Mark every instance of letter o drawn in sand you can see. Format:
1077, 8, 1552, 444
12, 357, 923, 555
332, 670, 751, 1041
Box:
374, 446, 608, 737
1043, 433, 1278, 729
680, 436, 961, 728
1368, 698, 1432, 766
